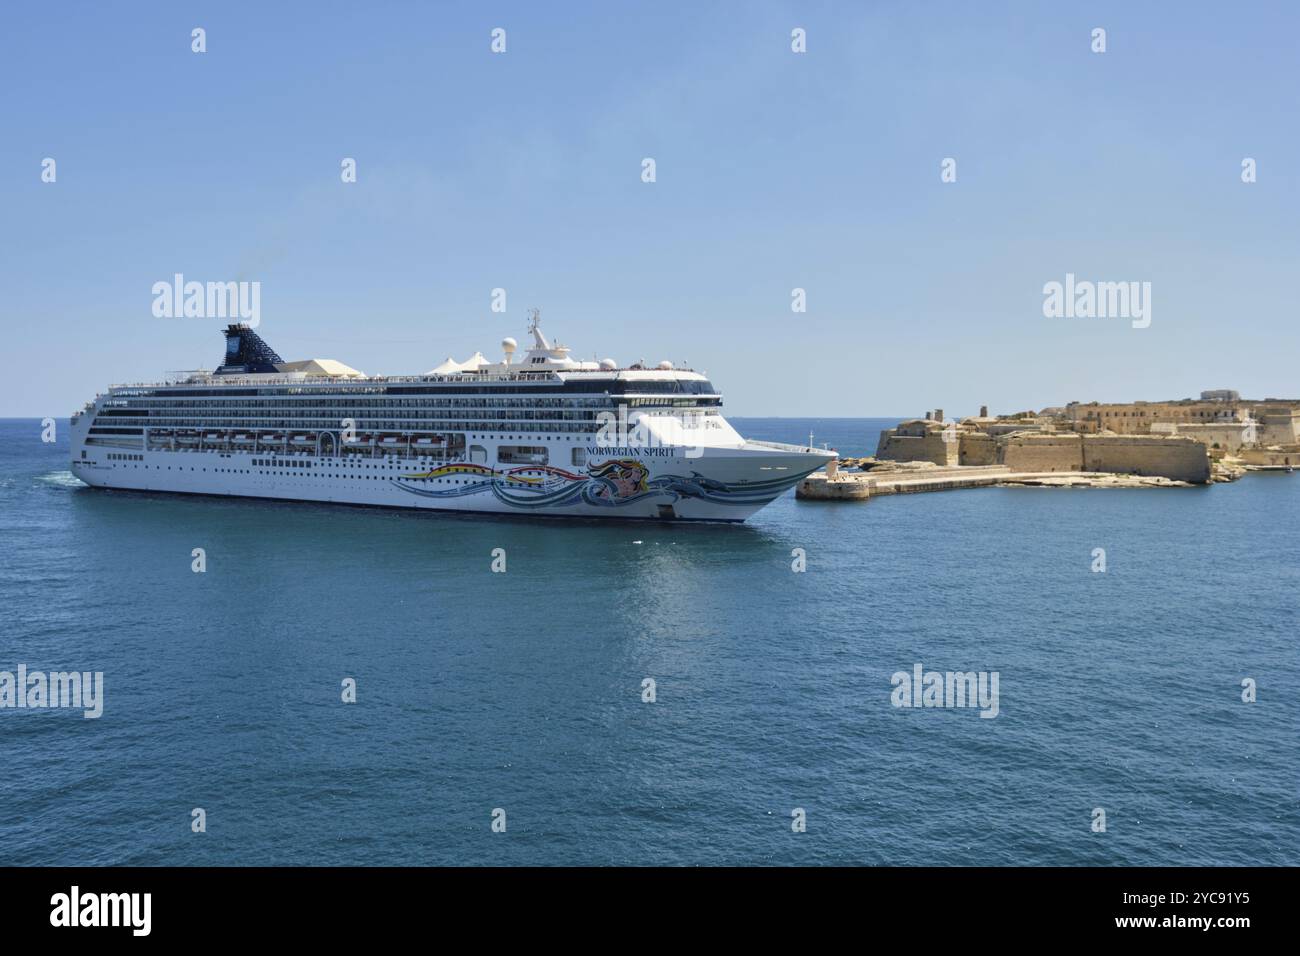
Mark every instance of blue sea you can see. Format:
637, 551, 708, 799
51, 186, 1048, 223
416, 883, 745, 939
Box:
1, 417, 1296, 866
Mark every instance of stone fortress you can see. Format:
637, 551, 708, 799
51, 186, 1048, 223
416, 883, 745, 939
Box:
873, 392, 1300, 483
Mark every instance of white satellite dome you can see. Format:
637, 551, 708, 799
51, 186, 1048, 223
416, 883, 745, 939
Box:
502, 337, 517, 352
658, 360, 673, 370
600, 358, 617, 370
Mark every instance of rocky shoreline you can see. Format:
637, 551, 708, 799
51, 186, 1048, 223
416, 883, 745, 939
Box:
796, 456, 1270, 501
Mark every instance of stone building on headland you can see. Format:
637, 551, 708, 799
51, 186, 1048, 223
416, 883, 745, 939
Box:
1062, 396, 1299, 444
874, 392, 1300, 483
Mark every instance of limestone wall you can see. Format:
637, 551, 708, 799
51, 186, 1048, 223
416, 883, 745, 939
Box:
998, 434, 1083, 472
993, 433, 1209, 481
1257, 412, 1300, 445
1158, 422, 1253, 453
1238, 446, 1299, 467
878, 414, 1213, 482
1081, 435, 1210, 482
876, 430, 957, 465
958, 432, 998, 466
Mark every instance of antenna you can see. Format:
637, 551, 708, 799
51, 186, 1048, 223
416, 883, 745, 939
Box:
526, 308, 550, 351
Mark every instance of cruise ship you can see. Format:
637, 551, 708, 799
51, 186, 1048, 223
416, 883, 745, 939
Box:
70, 314, 835, 522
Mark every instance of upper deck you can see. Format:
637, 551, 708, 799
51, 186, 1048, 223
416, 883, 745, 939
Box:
99, 313, 717, 397
107, 367, 717, 394
74, 317, 725, 435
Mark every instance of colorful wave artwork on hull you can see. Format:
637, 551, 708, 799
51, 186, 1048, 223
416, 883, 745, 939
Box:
391, 459, 810, 510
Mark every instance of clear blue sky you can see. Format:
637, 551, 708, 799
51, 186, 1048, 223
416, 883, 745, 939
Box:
1, 1, 1296, 418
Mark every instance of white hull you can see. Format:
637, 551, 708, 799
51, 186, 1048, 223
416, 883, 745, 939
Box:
70, 440, 830, 523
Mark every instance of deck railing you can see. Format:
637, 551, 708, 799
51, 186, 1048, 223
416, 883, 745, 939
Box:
743, 439, 835, 455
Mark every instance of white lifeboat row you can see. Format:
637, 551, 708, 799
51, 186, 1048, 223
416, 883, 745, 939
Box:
147, 429, 446, 448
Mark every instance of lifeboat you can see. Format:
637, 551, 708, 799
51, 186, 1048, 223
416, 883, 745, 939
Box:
343, 432, 373, 447
378, 434, 405, 447
203, 431, 226, 442
260, 433, 286, 444
232, 433, 256, 444
150, 429, 174, 440
176, 430, 199, 445
290, 433, 316, 446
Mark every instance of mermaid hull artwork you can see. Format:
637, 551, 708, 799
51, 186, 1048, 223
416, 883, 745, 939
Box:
388, 447, 829, 520
70, 443, 832, 522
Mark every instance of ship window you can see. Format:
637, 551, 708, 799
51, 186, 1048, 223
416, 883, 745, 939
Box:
571, 447, 586, 467
498, 445, 547, 465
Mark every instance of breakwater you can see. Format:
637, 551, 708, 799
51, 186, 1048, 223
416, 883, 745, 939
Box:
797, 463, 1198, 501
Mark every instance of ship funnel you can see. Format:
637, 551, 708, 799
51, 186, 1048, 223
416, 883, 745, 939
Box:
217, 323, 283, 375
